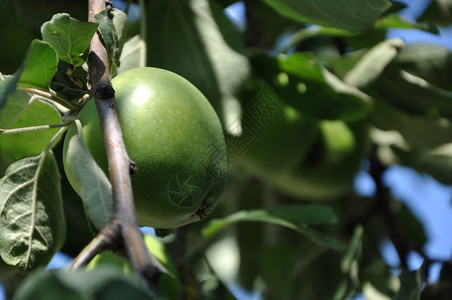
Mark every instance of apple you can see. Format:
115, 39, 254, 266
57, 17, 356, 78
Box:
63, 67, 227, 228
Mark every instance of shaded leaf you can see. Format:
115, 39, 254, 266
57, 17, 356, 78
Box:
41, 13, 98, 66
371, 93, 452, 150
396, 202, 427, 248
271, 119, 371, 200
262, 0, 392, 32
391, 144, 452, 185
377, 65, 452, 118
0, 90, 62, 170
418, 0, 452, 26
333, 225, 363, 300
95, 9, 128, 71
393, 43, 452, 91
0, 152, 66, 270
244, 1, 298, 48
421, 261, 452, 299
65, 130, 113, 231
12, 267, 155, 300
394, 263, 425, 300
17, 40, 58, 91
253, 53, 373, 121
49, 61, 89, 101
0, 73, 19, 108
117, 35, 146, 74
286, 14, 436, 52
146, 0, 250, 134
203, 205, 344, 249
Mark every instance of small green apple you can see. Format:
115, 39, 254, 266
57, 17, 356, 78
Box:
63, 67, 227, 228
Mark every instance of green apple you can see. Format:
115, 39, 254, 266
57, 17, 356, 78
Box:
63, 67, 227, 228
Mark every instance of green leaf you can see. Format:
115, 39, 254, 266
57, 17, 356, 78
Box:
377, 65, 452, 118
392, 43, 452, 91
117, 35, 146, 74
344, 39, 404, 89
41, 13, 98, 66
371, 94, 452, 150
394, 264, 425, 300
203, 205, 344, 249
391, 144, 452, 185
285, 14, 435, 53
375, 14, 438, 34
396, 202, 427, 248
146, 0, 250, 134
12, 267, 155, 300
95, 9, 127, 71
0, 152, 66, 270
418, 0, 452, 26
243, 1, 298, 48
0, 73, 19, 108
270, 119, 370, 200
0, 90, 62, 170
333, 225, 363, 300
262, 0, 392, 32
17, 40, 58, 91
65, 130, 113, 231
49, 61, 89, 101
111, 8, 128, 54
254, 53, 372, 121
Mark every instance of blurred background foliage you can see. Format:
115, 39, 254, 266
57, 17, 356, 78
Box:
1, 0, 452, 299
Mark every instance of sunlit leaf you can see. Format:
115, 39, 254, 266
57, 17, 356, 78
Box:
0, 90, 62, 170
117, 35, 146, 74
41, 13, 98, 66
344, 39, 404, 89
17, 40, 58, 91
0, 152, 66, 270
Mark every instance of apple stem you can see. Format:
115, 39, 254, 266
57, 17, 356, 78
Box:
70, 0, 163, 285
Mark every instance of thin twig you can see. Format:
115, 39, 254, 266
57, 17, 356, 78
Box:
0, 122, 70, 135
71, 220, 121, 269
19, 88, 82, 110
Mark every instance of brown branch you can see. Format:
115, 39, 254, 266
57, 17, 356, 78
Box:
70, 0, 163, 284
369, 145, 410, 269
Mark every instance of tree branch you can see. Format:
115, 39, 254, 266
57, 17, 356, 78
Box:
369, 145, 410, 269
70, 0, 163, 284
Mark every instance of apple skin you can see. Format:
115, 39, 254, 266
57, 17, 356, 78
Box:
63, 67, 227, 228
